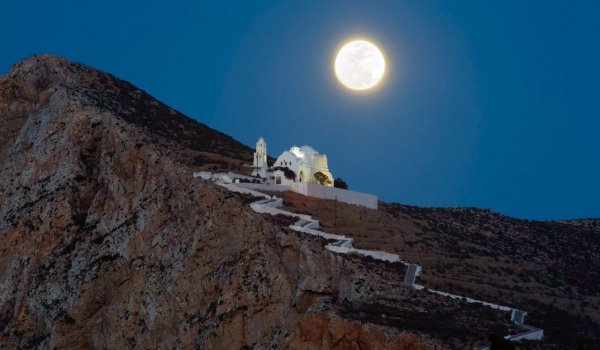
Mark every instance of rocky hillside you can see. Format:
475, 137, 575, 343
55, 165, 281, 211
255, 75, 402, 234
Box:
0, 55, 254, 172
1, 55, 597, 349
274, 191, 600, 348
0, 55, 520, 349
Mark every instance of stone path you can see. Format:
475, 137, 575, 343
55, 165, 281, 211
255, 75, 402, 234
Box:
212, 179, 543, 345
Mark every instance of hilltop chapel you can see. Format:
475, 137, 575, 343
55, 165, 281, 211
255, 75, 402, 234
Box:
251, 137, 334, 186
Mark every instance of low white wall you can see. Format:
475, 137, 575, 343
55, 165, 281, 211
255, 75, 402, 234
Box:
193, 171, 213, 180
236, 183, 289, 192
418, 287, 514, 312
217, 183, 270, 199
290, 183, 378, 209
206, 173, 377, 209
237, 182, 378, 209
506, 328, 544, 341
326, 244, 401, 263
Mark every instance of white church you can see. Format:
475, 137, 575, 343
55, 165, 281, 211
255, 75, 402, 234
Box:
195, 137, 377, 209
252, 137, 334, 187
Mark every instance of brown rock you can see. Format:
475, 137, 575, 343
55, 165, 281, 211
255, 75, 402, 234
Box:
0, 55, 534, 349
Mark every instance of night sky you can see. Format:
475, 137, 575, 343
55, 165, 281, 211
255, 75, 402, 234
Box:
2, 1, 599, 220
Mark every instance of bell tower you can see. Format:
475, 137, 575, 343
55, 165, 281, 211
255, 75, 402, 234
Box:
252, 137, 268, 178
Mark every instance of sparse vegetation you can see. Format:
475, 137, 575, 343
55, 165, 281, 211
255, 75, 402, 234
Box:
334, 177, 348, 189
314, 171, 332, 186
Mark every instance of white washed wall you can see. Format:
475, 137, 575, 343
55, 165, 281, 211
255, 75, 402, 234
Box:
236, 183, 290, 192
236, 182, 378, 209
506, 328, 544, 341
290, 183, 378, 209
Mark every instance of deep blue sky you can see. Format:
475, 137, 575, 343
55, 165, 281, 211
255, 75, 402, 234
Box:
2, 1, 599, 220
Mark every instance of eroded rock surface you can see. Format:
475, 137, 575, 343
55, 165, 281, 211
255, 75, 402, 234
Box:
0, 55, 524, 349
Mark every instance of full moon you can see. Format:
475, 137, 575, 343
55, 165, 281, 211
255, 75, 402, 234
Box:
334, 40, 386, 91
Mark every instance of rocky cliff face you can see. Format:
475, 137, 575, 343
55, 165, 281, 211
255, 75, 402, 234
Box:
0, 55, 435, 349
0, 55, 591, 349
